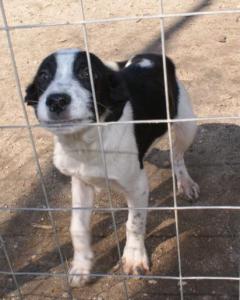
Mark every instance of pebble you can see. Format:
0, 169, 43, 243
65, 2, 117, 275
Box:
148, 279, 157, 284
177, 280, 187, 286
218, 35, 227, 43
62, 292, 69, 298
163, 160, 170, 167
58, 38, 68, 43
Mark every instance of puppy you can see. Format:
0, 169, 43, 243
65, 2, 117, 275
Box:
25, 48, 199, 286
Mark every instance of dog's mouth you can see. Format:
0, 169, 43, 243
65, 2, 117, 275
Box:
41, 118, 93, 129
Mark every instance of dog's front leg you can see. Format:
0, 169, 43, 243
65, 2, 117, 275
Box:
69, 176, 94, 287
121, 170, 149, 275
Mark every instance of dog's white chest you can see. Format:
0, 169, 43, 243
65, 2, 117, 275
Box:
53, 137, 105, 183
53, 107, 140, 190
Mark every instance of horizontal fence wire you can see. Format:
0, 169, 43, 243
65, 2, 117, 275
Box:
1, 206, 240, 212
1, 1, 240, 299
0, 270, 240, 282
0, 8, 239, 31
1, 115, 240, 130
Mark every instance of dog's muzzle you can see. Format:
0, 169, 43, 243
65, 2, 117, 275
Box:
46, 93, 71, 115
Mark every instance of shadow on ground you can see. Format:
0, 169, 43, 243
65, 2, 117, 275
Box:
1, 123, 240, 299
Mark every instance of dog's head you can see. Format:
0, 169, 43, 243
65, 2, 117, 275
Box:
25, 48, 124, 134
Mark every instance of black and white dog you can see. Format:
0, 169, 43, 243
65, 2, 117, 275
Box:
25, 48, 199, 286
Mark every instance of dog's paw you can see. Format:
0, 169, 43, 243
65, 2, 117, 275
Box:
68, 258, 92, 287
178, 176, 199, 200
115, 246, 149, 275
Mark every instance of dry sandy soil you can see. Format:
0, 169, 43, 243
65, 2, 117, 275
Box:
0, 0, 240, 299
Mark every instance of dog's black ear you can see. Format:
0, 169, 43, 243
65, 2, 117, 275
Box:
108, 70, 120, 89
108, 71, 129, 103
24, 82, 38, 106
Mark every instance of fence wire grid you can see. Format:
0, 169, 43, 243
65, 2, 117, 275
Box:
0, 1, 240, 299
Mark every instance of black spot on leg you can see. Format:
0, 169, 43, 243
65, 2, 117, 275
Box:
134, 212, 142, 219
141, 190, 148, 196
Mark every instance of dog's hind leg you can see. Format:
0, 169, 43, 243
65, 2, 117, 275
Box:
172, 81, 199, 199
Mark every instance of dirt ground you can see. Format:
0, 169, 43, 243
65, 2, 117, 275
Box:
0, 0, 240, 299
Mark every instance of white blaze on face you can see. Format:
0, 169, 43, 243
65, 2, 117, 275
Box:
37, 49, 93, 124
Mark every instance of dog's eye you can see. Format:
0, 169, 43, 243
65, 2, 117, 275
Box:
79, 67, 89, 79
78, 68, 99, 80
38, 70, 51, 82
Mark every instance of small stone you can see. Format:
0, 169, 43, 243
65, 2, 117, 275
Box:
177, 280, 187, 286
163, 160, 170, 167
148, 279, 157, 284
218, 35, 227, 43
62, 292, 69, 298
58, 38, 68, 43
9, 292, 16, 298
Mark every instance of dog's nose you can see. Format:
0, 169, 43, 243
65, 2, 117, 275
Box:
46, 93, 71, 114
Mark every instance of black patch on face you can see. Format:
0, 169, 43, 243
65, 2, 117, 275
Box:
25, 54, 57, 108
72, 51, 127, 122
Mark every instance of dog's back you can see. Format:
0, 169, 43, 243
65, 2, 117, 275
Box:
115, 54, 179, 166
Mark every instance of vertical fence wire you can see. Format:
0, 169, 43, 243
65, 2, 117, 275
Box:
159, 1, 184, 299
78, 1, 130, 298
237, 223, 240, 300
0, 235, 22, 299
0, 1, 73, 298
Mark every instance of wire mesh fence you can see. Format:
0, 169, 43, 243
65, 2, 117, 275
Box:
0, 1, 240, 299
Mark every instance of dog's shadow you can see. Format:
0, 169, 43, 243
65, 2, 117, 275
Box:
1, 123, 240, 298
